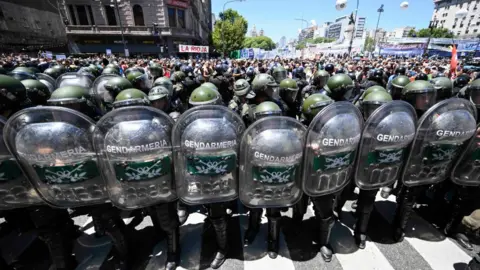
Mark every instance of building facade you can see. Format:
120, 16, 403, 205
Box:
326, 15, 366, 40
0, 0, 67, 52
60, 0, 212, 56
391, 26, 415, 38
432, 0, 480, 38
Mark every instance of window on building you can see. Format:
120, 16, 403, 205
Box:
466, 30, 469, 34
133, 4, 145, 26
76, 5, 89, 25
453, 24, 456, 28
168, 7, 176, 27
457, 31, 461, 35
474, 29, 478, 33
105, 5, 117, 25
87, 5, 95, 25
177, 9, 185, 28
68, 5, 77, 25
460, 24, 464, 27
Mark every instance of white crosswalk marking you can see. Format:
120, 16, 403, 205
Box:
239, 207, 296, 270
375, 192, 472, 270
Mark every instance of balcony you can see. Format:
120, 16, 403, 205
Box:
66, 25, 195, 38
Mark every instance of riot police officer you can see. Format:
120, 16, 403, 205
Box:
102, 66, 120, 76
228, 78, 255, 115
325, 64, 335, 75
149, 63, 164, 81
326, 74, 355, 102
9, 67, 36, 81
278, 78, 300, 118
127, 70, 151, 93
209, 64, 231, 104
20, 79, 51, 106
431, 77, 454, 102
0, 75, 28, 118
148, 86, 171, 112
272, 66, 287, 84
112, 88, 150, 108
389, 75, 410, 100
302, 70, 330, 98
43, 67, 61, 79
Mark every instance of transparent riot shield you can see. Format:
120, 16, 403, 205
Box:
355, 101, 417, 190
451, 125, 480, 186
94, 106, 176, 209
302, 102, 363, 197
0, 117, 43, 210
240, 116, 306, 208
91, 74, 121, 115
172, 105, 245, 205
56, 73, 93, 89
3, 107, 108, 208
37, 73, 56, 93
402, 98, 477, 187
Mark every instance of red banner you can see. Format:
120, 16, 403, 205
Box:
167, 0, 189, 8
179, 45, 209, 53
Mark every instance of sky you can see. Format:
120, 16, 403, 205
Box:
211, 0, 435, 42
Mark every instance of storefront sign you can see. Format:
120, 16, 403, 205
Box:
167, 0, 189, 8
179, 44, 209, 53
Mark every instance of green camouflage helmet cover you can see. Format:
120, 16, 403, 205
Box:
301, 93, 333, 119
272, 66, 287, 84
189, 86, 220, 106
20, 79, 51, 105
233, 79, 255, 98
252, 73, 278, 92
254, 101, 282, 119
148, 86, 170, 101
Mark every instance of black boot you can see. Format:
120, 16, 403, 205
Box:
244, 208, 262, 246
392, 187, 415, 242
292, 195, 308, 224
267, 214, 281, 259
210, 216, 228, 269
165, 228, 180, 270
354, 190, 376, 249
318, 216, 334, 262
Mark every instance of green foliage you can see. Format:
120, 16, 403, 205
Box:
212, 9, 248, 55
295, 37, 335, 50
408, 27, 454, 38
243, 36, 276, 50
364, 36, 374, 52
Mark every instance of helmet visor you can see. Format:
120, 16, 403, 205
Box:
282, 89, 299, 103
389, 85, 403, 100
254, 110, 282, 120
470, 89, 480, 107
404, 92, 436, 112
362, 102, 383, 120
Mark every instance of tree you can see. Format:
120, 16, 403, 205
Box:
364, 36, 374, 52
295, 37, 335, 50
212, 9, 248, 56
243, 36, 276, 50
408, 27, 454, 38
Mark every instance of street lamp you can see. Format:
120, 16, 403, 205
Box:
295, 18, 310, 29
111, 0, 128, 56
372, 4, 384, 53
423, 18, 439, 56
221, 0, 246, 58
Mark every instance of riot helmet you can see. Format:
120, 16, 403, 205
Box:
0, 66, 6, 75
148, 86, 170, 111
113, 88, 150, 108
174, 61, 182, 71
127, 71, 151, 92
0, 75, 27, 116
106, 63, 120, 71
431, 77, 453, 101
149, 63, 163, 79
402, 80, 436, 114
183, 66, 194, 77
279, 78, 299, 104
272, 66, 287, 84
215, 64, 224, 75
233, 79, 255, 99
369, 69, 384, 83
48, 85, 97, 117
415, 73, 429, 81
201, 82, 218, 92
246, 69, 255, 82
254, 101, 282, 120
326, 74, 354, 101
20, 79, 51, 106
9, 67, 36, 81
153, 77, 174, 97
125, 67, 145, 76
347, 72, 356, 82
170, 71, 186, 83
102, 67, 120, 75
325, 64, 335, 74
362, 90, 392, 120
104, 77, 133, 96
43, 68, 61, 79
301, 93, 333, 123
468, 79, 480, 109
252, 73, 278, 100
390, 75, 410, 100
395, 66, 407, 75
189, 86, 221, 107
455, 75, 470, 89
313, 70, 330, 88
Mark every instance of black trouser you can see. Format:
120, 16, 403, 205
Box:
149, 201, 180, 264
208, 203, 229, 253
393, 185, 427, 235
312, 194, 336, 247
355, 189, 378, 235
444, 185, 477, 235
